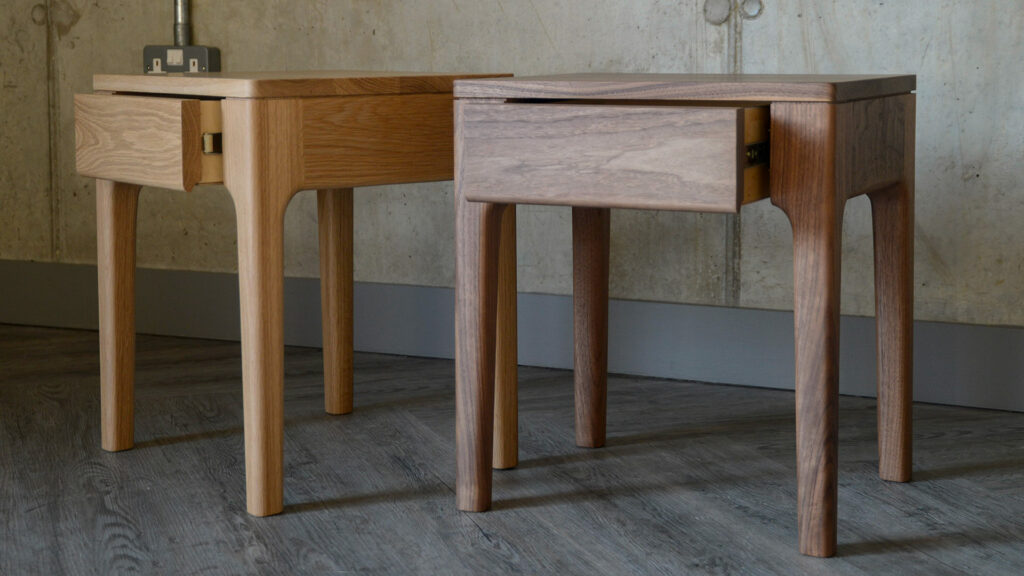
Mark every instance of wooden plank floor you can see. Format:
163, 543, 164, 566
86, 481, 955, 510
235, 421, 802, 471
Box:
1, 323, 1022, 575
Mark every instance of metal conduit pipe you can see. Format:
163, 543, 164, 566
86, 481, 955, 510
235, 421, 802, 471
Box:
174, 0, 191, 47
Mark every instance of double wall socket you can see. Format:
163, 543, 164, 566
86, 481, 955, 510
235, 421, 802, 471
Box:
144, 45, 221, 74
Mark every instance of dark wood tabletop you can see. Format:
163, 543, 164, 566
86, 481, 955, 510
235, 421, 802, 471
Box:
454, 73, 915, 103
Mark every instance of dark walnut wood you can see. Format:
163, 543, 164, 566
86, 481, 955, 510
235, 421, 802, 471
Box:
455, 73, 915, 103
454, 74, 916, 559
458, 102, 766, 212
769, 101, 846, 558
869, 95, 916, 483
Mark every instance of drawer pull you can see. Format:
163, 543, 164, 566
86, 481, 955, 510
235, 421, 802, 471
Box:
202, 132, 222, 154
746, 142, 769, 166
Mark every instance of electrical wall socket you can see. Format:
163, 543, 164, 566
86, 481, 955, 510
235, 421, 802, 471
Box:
144, 45, 220, 74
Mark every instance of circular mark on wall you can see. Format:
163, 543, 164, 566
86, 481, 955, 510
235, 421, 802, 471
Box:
740, 0, 764, 20
703, 0, 732, 25
31, 4, 47, 25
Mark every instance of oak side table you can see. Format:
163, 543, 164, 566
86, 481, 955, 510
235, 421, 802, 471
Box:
74, 70, 514, 517
453, 74, 915, 557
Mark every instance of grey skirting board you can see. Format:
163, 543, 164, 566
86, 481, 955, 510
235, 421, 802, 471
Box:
1, 259, 1022, 412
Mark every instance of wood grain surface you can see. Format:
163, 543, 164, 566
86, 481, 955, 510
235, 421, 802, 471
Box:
770, 101, 845, 557
222, 97, 304, 517
94, 71, 509, 98
837, 95, 913, 199
198, 100, 224, 185
317, 188, 355, 416
454, 73, 915, 103
4, 325, 1020, 575
455, 99, 507, 511
868, 95, 915, 483
454, 197, 508, 511
572, 207, 611, 448
458, 102, 754, 212
493, 206, 519, 470
300, 93, 454, 189
75, 94, 202, 191
96, 180, 142, 452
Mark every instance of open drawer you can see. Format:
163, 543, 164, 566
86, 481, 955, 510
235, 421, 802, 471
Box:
457, 101, 769, 212
75, 94, 223, 192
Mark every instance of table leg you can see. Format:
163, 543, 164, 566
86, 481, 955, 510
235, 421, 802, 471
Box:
572, 207, 611, 448
789, 208, 842, 558
493, 205, 519, 469
232, 190, 288, 517
318, 188, 355, 416
770, 102, 844, 557
869, 180, 914, 482
222, 97, 301, 517
455, 196, 506, 511
96, 179, 141, 452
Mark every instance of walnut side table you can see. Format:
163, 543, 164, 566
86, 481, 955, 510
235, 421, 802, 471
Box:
75, 70, 513, 517
453, 74, 915, 557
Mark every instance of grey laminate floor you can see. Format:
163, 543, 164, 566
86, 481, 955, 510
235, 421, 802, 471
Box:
1, 323, 1022, 575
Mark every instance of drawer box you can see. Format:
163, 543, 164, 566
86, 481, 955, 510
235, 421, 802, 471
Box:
457, 101, 769, 212
75, 94, 223, 192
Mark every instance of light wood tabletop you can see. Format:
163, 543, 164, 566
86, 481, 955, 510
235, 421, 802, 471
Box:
95, 70, 499, 98
453, 73, 915, 558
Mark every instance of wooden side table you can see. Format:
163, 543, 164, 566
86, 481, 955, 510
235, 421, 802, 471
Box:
453, 74, 915, 557
75, 70, 514, 517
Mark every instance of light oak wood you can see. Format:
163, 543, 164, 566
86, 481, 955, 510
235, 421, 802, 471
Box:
96, 179, 141, 452
75, 94, 205, 191
199, 100, 224, 185
572, 207, 611, 448
95, 70, 508, 99
770, 101, 844, 557
455, 73, 915, 103
869, 95, 915, 483
78, 70, 511, 519
458, 102, 766, 212
493, 205, 519, 469
300, 94, 454, 189
318, 188, 355, 416
221, 97, 303, 517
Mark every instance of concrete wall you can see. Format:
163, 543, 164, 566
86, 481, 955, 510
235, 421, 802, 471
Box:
2, 0, 1021, 328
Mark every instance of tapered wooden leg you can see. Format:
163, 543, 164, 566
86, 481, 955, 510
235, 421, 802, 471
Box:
790, 212, 842, 558
222, 97, 301, 517
572, 207, 611, 448
869, 182, 914, 482
318, 188, 354, 415
493, 205, 518, 469
233, 193, 287, 517
770, 101, 843, 557
455, 196, 506, 512
96, 180, 141, 452
869, 95, 916, 484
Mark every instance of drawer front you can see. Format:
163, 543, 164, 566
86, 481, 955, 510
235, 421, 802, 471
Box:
300, 93, 455, 189
75, 94, 222, 191
457, 102, 768, 212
